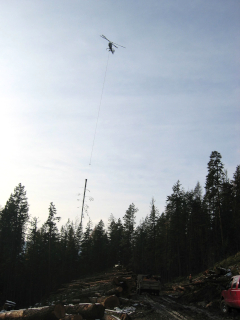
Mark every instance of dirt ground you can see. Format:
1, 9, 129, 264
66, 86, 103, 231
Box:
126, 293, 240, 320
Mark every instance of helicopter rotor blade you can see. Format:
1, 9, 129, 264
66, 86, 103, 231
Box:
100, 35, 111, 42
112, 44, 118, 48
112, 42, 126, 48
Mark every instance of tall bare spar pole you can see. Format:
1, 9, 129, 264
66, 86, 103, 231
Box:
81, 179, 87, 226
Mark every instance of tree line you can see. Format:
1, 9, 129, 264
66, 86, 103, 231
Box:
0, 151, 239, 308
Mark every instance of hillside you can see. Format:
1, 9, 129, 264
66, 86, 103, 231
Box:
2, 252, 240, 319
168, 251, 240, 305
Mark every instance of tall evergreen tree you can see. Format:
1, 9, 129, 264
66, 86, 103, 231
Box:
232, 165, 240, 251
132, 219, 148, 273
91, 220, 109, 271
143, 198, 159, 274
185, 182, 209, 273
25, 217, 44, 305
220, 171, 235, 254
59, 219, 79, 282
108, 214, 123, 265
121, 203, 138, 268
0, 183, 29, 302
155, 212, 170, 280
80, 219, 93, 273
204, 151, 225, 259
0, 184, 29, 259
165, 181, 187, 277
43, 202, 61, 291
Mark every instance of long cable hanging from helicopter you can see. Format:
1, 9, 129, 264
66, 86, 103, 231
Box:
79, 35, 125, 227
89, 35, 125, 165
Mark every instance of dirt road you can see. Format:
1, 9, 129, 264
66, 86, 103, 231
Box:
131, 294, 240, 320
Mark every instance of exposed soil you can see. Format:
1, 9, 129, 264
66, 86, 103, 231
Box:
129, 293, 240, 320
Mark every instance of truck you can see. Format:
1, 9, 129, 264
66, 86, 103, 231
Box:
137, 274, 161, 295
220, 275, 240, 313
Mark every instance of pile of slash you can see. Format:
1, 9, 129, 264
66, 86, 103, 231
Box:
166, 266, 236, 309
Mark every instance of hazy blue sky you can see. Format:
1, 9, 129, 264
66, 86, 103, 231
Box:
0, 0, 239, 229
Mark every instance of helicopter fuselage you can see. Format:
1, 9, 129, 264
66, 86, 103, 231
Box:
108, 42, 115, 54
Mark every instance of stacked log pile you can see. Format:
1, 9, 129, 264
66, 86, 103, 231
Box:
0, 303, 105, 320
0, 304, 66, 320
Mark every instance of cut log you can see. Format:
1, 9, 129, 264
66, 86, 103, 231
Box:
53, 303, 65, 319
103, 295, 120, 309
0, 304, 65, 320
65, 303, 105, 319
106, 287, 123, 296
104, 309, 132, 320
0, 310, 24, 319
112, 276, 135, 298
64, 315, 83, 320
120, 314, 132, 320
97, 296, 106, 304
104, 315, 121, 320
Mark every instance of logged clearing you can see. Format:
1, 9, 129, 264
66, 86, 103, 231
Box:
2, 252, 240, 319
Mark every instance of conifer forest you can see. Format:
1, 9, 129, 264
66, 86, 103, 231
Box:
0, 151, 239, 308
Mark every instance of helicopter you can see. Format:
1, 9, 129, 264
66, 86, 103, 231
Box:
100, 35, 125, 54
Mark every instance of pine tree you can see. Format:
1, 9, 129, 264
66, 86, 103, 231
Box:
0, 184, 29, 302
44, 202, 61, 291
132, 220, 148, 273
204, 151, 225, 258
80, 219, 93, 273
185, 183, 209, 273
121, 203, 138, 268
91, 220, 109, 271
155, 212, 170, 280
232, 165, 240, 251
143, 198, 159, 274
108, 214, 123, 265
165, 181, 187, 277
25, 217, 44, 305
220, 171, 235, 255
59, 219, 79, 282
